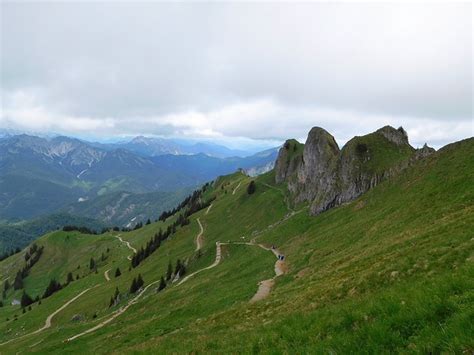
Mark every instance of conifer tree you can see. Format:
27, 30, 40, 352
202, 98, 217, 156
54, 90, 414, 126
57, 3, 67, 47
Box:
137, 274, 144, 289
89, 257, 96, 270
175, 259, 182, 276
66, 272, 74, 284
21, 291, 34, 308
130, 278, 138, 294
247, 180, 256, 195
13, 271, 23, 290
166, 261, 173, 281
115, 267, 121, 278
158, 276, 166, 292
43, 279, 62, 299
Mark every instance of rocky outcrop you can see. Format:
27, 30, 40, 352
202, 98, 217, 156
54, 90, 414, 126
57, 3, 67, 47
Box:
275, 139, 304, 184
292, 128, 340, 211
415, 143, 436, 159
275, 126, 421, 215
376, 126, 409, 147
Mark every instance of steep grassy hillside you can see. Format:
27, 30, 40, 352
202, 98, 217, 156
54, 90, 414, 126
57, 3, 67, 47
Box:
0, 138, 472, 353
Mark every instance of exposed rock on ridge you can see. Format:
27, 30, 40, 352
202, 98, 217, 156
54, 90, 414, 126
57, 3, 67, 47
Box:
275, 126, 434, 215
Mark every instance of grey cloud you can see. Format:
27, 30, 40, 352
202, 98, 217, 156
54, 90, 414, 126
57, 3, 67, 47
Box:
1, 2, 472, 148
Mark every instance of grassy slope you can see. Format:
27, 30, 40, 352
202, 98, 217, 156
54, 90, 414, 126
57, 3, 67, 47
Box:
342, 131, 415, 174
0, 139, 473, 353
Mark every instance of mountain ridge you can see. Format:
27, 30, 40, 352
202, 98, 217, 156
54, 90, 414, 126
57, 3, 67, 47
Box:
275, 125, 435, 214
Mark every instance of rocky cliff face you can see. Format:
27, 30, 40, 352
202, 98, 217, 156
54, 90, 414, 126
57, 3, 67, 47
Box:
275, 139, 304, 184
275, 126, 434, 215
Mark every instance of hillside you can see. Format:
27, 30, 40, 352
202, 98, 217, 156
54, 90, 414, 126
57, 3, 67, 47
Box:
0, 214, 107, 256
0, 133, 472, 353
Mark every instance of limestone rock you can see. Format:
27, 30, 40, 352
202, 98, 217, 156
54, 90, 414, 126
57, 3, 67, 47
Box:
376, 126, 410, 147
274, 139, 304, 184
275, 125, 418, 215
415, 143, 436, 159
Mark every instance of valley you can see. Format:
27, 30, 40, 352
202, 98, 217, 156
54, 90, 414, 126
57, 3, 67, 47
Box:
0, 134, 277, 253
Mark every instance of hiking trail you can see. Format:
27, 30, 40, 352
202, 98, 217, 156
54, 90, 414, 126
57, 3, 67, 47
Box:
195, 218, 204, 251
115, 235, 137, 261
0, 286, 98, 347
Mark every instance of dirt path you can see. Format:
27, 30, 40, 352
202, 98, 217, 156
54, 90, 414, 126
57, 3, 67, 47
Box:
205, 203, 213, 215
195, 218, 204, 251
178, 241, 222, 285
250, 244, 286, 302
232, 181, 242, 195
0, 286, 97, 347
222, 241, 286, 302
104, 269, 111, 282
114, 234, 137, 261
66, 280, 160, 342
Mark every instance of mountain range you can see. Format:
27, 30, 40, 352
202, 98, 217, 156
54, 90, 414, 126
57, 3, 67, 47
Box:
0, 134, 277, 252
0, 125, 471, 353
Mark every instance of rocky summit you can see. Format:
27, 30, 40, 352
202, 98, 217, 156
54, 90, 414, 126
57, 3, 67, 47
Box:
275, 125, 435, 215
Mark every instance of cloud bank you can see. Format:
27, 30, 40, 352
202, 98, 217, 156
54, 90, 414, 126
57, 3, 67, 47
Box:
1, 2, 472, 148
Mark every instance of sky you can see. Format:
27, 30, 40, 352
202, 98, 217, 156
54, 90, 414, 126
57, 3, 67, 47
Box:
0, 2, 472, 149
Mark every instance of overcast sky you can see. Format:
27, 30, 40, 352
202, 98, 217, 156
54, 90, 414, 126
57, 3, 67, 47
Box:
1, 2, 472, 149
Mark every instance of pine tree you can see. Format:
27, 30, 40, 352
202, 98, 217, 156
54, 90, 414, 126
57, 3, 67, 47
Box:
175, 259, 182, 276
89, 257, 96, 270
13, 271, 23, 290
130, 278, 137, 294
43, 279, 62, 299
247, 180, 256, 195
158, 276, 166, 292
66, 272, 74, 284
166, 261, 173, 281
137, 274, 144, 289
20, 291, 34, 308
115, 267, 121, 278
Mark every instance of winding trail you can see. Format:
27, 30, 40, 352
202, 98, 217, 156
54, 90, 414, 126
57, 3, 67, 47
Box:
232, 181, 242, 195
66, 280, 160, 342
104, 269, 111, 282
115, 235, 137, 261
178, 242, 222, 285
0, 286, 98, 347
250, 244, 286, 302
195, 218, 205, 251
61, 197, 287, 342
205, 203, 213, 215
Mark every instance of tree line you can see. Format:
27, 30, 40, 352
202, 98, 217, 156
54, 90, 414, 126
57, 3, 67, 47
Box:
4, 244, 44, 293
158, 182, 212, 222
